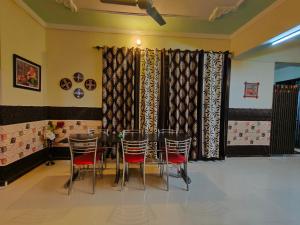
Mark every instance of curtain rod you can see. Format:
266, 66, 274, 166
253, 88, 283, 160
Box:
93, 46, 232, 55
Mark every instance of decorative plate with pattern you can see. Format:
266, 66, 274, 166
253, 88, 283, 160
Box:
84, 79, 97, 91
74, 88, 84, 99
73, 72, 84, 83
59, 78, 72, 90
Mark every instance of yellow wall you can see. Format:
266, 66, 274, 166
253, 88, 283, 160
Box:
231, 0, 300, 56
46, 28, 230, 107
0, 0, 46, 106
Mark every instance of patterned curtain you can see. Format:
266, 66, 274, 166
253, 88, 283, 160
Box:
139, 49, 161, 133
102, 47, 136, 133
201, 52, 225, 159
168, 50, 200, 157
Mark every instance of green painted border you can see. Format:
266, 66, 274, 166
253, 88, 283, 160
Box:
23, 0, 276, 35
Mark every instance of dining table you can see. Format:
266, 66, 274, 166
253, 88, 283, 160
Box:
65, 132, 191, 188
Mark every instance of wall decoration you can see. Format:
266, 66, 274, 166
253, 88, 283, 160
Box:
227, 120, 271, 146
84, 79, 97, 91
0, 120, 46, 166
60, 78, 72, 90
244, 82, 259, 98
73, 88, 84, 99
13, 54, 41, 92
73, 72, 84, 82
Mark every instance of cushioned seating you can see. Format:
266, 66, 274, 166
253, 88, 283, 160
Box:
163, 153, 186, 163
124, 154, 144, 163
74, 152, 100, 165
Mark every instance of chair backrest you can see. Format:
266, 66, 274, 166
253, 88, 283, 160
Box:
158, 129, 177, 134
68, 137, 98, 160
99, 128, 108, 135
165, 138, 191, 159
122, 130, 142, 139
121, 139, 148, 159
88, 128, 96, 135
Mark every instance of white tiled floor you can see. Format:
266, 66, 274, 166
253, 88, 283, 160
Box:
1, 157, 300, 225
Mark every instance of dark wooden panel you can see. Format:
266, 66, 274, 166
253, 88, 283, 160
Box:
270, 85, 299, 154
0, 149, 47, 186
0, 105, 46, 125
0, 106, 102, 125
47, 106, 102, 120
51, 147, 70, 160
226, 146, 270, 157
228, 108, 272, 121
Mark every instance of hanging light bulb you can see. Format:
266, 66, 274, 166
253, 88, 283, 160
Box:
136, 38, 142, 46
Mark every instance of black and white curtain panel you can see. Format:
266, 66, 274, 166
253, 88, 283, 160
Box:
167, 50, 229, 159
168, 50, 200, 158
102, 47, 137, 133
101, 46, 231, 160
139, 49, 161, 134
201, 52, 225, 159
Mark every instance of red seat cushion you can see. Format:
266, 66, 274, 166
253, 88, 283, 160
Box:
124, 154, 144, 163
163, 153, 186, 164
74, 152, 99, 165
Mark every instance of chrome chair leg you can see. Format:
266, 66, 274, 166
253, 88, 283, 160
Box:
121, 162, 126, 190
68, 165, 74, 195
166, 164, 169, 191
126, 163, 129, 182
101, 153, 104, 178
184, 163, 189, 191
143, 163, 146, 190
92, 164, 96, 194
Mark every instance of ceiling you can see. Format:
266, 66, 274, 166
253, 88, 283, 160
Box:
22, 0, 277, 36
77, 0, 241, 19
235, 36, 300, 63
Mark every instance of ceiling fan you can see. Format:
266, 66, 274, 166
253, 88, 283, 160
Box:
100, 0, 166, 26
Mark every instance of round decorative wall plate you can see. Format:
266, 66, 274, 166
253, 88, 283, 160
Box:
84, 79, 97, 91
74, 88, 84, 99
59, 78, 72, 90
73, 72, 84, 83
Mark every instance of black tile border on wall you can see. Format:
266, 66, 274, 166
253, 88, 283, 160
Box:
0, 105, 102, 125
228, 108, 272, 121
227, 108, 272, 157
47, 106, 102, 120
0, 148, 48, 186
226, 146, 270, 157
0, 105, 47, 125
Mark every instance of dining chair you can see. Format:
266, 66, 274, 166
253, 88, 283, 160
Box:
164, 138, 191, 191
157, 129, 178, 176
158, 129, 177, 134
121, 139, 148, 190
97, 128, 111, 170
122, 129, 142, 138
68, 137, 99, 195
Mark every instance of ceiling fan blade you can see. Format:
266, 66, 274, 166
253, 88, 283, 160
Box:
100, 0, 137, 6
146, 6, 166, 26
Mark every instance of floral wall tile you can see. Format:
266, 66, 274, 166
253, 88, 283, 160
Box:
227, 121, 271, 146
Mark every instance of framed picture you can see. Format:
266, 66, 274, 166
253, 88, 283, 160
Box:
244, 82, 259, 98
13, 54, 41, 92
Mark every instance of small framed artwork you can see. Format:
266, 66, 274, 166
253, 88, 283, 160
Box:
13, 54, 41, 92
244, 82, 259, 98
